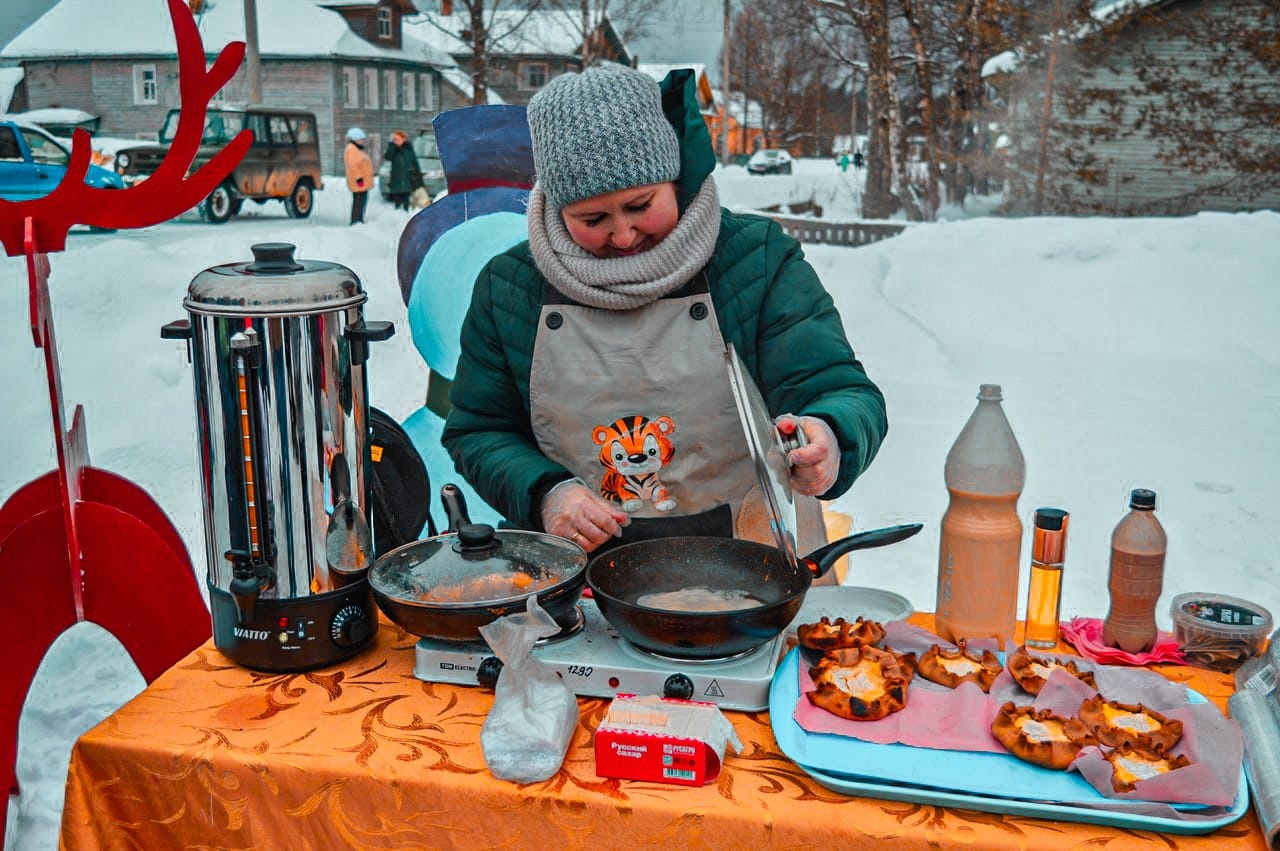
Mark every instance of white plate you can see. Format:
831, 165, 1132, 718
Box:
785, 585, 914, 643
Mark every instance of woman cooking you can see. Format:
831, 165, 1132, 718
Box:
442, 64, 886, 561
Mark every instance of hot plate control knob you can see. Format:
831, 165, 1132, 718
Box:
663, 674, 695, 701
330, 605, 370, 647
477, 656, 504, 689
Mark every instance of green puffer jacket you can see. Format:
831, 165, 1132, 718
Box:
443, 70, 887, 528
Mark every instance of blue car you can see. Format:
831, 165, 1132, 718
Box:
0, 117, 124, 200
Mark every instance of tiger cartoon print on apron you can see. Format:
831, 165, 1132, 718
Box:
528, 272, 829, 558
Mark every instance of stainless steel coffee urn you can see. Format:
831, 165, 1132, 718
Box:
163, 243, 393, 672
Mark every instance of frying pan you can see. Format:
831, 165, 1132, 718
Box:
369, 486, 588, 642
586, 523, 923, 660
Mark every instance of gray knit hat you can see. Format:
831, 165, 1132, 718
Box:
528, 64, 681, 210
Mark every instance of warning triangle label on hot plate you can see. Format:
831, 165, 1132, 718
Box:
703, 680, 725, 698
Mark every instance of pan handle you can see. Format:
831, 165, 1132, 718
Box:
441, 484, 471, 533
806, 522, 924, 577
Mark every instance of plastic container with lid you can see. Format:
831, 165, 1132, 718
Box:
1171, 592, 1274, 673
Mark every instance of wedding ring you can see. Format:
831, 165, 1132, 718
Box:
571, 531, 583, 543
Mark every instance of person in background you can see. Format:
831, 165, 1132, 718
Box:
442, 64, 886, 563
344, 127, 373, 225
383, 129, 422, 211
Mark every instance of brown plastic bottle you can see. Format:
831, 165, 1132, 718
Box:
934, 384, 1025, 650
1102, 489, 1167, 653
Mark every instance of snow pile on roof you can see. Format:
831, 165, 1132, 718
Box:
15, 106, 95, 124
405, 10, 588, 58
711, 88, 763, 128
1, 0, 453, 66
438, 66, 506, 105
0, 66, 22, 112
638, 62, 708, 83
981, 0, 1165, 77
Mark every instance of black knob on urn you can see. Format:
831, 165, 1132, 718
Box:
663, 673, 695, 701
477, 656, 504, 689
330, 604, 370, 647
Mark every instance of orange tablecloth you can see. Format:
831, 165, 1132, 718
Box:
59, 614, 1265, 850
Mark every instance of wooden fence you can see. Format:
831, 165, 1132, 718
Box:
765, 214, 909, 248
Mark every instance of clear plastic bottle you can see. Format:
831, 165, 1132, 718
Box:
1102, 489, 1167, 653
934, 384, 1026, 650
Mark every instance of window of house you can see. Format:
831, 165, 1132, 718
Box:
133, 64, 158, 104
343, 67, 359, 108
364, 68, 379, 109
402, 71, 415, 111
519, 62, 547, 91
377, 7, 392, 39
419, 73, 433, 111
384, 70, 397, 110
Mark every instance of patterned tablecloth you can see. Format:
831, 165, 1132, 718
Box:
59, 614, 1265, 850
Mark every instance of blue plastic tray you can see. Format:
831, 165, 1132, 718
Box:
769, 648, 1249, 834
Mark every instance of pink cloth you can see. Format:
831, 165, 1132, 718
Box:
1059, 617, 1185, 666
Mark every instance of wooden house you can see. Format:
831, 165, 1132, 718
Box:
984, 0, 1280, 215
709, 87, 765, 158
0, 0, 463, 174
405, 11, 634, 107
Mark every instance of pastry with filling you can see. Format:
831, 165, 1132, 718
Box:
1008, 645, 1098, 695
1104, 741, 1192, 792
796, 616, 886, 651
991, 702, 1099, 770
884, 646, 918, 681
1077, 696, 1183, 750
917, 638, 1003, 692
806, 645, 910, 721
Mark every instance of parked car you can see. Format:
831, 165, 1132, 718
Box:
377, 132, 446, 201
0, 116, 124, 201
746, 148, 794, 176
112, 106, 323, 223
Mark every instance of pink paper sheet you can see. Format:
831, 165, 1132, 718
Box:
792, 621, 1242, 807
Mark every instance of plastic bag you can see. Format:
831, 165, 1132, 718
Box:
410, 187, 431, 209
478, 596, 579, 783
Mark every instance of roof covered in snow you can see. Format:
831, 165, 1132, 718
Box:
982, 0, 1168, 77
1, 0, 454, 68
711, 87, 763, 129
405, 10, 599, 59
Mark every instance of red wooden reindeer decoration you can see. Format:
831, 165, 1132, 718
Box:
0, 0, 252, 830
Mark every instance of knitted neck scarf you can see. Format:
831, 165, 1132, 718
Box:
527, 176, 721, 311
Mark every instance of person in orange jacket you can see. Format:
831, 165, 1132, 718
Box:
344, 127, 374, 225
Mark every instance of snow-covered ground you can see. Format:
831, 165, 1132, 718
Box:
3, 159, 1279, 849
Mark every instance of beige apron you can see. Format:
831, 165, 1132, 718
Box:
528, 274, 827, 557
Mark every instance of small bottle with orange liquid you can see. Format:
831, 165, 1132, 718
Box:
1024, 508, 1069, 648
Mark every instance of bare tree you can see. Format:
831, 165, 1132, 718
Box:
539, 0, 665, 65
412, 1, 545, 105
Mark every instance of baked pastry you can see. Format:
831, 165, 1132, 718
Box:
1104, 741, 1192, 792
991, 702, 1099, 770
806, 645, 911, 721
1008, 645, 1098, 695
917, 638, 1003, 692
796, 616, 886, 651
1077, 696, 1183, 750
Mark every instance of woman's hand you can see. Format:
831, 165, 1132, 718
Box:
540, 479, 629, 553
776, 415, 840, 497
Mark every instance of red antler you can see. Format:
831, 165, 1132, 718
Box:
0, 0, 252, 256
